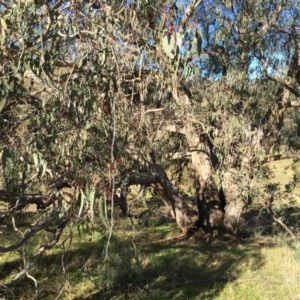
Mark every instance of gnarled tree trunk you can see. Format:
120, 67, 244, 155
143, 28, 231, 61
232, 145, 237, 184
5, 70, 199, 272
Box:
221, 170, 246, 235
128, 165, 199, 233
154, 37, 300, 236
220, 89, 292, 235
189, 135, 224, 233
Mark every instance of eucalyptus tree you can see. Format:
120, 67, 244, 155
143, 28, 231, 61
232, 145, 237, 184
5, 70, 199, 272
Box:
123, 0, 300, 236
1, 0, 300, 290
186, 0, 300, 235
0, 0, 207, 290
0, 0, 158, 288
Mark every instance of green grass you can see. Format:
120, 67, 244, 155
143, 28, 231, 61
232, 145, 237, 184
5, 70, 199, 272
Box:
2, 158, 300, 299
1, 215, 300, 300
265, 158, 300, 198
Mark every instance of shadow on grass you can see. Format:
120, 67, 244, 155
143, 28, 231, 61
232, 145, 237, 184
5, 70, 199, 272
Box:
82, 225, 268, 300
0, 212, 280, 300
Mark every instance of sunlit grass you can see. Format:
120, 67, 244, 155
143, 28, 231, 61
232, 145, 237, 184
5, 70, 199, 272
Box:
1, 159, 300, 299
218, 244, 300, 300
1, 215, 300, 299
264, 158, 300, 198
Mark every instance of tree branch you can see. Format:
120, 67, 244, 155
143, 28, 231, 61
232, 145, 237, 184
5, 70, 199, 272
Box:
267, 76, 300, 97
0, 215, 56, 253
0, 216, 69, 291
178, 0, 202, 36
264, 153, 300, 163
289, 99, 300, 107
128, 165, 198, 233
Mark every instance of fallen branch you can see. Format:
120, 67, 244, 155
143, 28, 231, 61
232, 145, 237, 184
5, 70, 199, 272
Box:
264, 153, 300, 163
0, 210, 60, 253
266, 198, 296, 239
0, 215, 70, 291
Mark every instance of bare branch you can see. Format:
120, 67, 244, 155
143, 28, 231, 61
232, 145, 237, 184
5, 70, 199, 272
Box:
0, 212, 57, 253
264, 153, 300, 163
289, 99, 300, 107
0, 216, 69, 291
128, 172, 157, 186
178, 0, 202, 36
57, 29, 96, 38
267, 76, 300, 97
144, 108, 165, 114
53, 60, 78, 69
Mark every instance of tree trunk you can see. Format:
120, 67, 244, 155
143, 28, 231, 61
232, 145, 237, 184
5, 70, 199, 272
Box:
128, 165, 199, 233
220, 90, 290, 235
153, 181, 199, 233
192, 150, 224, 233
188, 132, 224, 233
169, 68, 293, 236
221, 170, 245, 235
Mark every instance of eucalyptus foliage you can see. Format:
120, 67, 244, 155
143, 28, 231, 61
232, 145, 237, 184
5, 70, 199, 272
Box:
1, 0, 300, 293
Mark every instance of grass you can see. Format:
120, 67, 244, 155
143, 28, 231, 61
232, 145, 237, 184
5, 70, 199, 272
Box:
1, 214, 300, 300
1, 158, 300, 299
264, 158, 300, 199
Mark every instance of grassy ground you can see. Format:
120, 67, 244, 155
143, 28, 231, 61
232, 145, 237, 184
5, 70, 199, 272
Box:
1, 213, 300, 300
1, 158, 300, 299
264, 158, 300, 198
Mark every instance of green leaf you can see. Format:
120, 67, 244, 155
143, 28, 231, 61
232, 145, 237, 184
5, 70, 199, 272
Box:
0, 17, 7, 30
192, 30, 202, 56
33, 153, 39, 172
162, 34, 175, 58
89, 188, 96, 223
0, 97, 7, 114
0, 78, 9, 95
41, 160, 47, 177
78, 189, 86, 218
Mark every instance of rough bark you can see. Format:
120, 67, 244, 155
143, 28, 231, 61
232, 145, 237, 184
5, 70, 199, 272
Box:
129, 165, 198, 233
221, 170, 245, 235
169, 81, 225, 233
220, 88, 292, 235
190, 143, 224, 233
